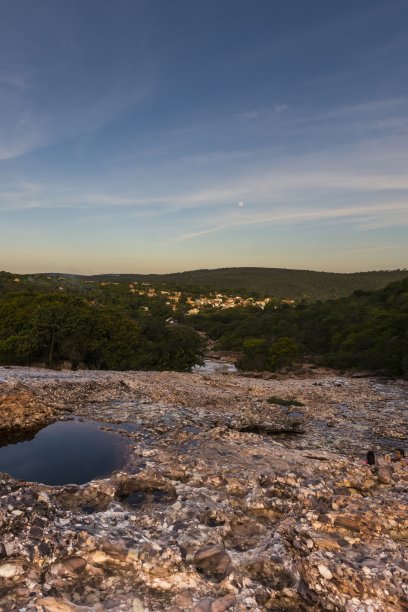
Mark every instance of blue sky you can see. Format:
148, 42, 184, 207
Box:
1, 0, 408, 273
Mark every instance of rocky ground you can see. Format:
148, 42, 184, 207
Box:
0, 365, 407, 611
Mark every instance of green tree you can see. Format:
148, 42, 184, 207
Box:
266, 337, 299, 371
238, 338, 268, 371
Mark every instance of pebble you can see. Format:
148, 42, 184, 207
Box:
0, 563, 18, 578
318, 564, 333, 580
132, 598, 145, 612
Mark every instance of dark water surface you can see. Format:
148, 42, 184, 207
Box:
0, 420, 126, 485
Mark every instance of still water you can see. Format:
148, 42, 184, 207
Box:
0, 419, 126, 486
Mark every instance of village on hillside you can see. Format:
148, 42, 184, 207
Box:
128, 281, 294, 313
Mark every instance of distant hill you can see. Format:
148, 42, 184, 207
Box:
2, 267, 407, 302
192, 275, 408, 377
81, 267, 408, 301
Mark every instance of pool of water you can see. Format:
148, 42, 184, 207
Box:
0, 419, 127, 486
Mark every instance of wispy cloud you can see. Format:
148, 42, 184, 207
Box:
0, 79, 154, 160
356, 208, 408, 230
237, 109, 261, 120
273, 104, 288, 113
0, 18, 155, 162
175, 201, 408, 241
350, 246, 400, 252
0, 71, 30, 91
236, 104, 288, 120
289, 97, 408, 128
2, 127, 408, 216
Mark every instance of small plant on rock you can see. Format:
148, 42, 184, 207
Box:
267, 396, 304, 407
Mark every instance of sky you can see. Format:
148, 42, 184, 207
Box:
1, 0, 408, 274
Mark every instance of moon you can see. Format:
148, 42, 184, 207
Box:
238, 201, 244, 208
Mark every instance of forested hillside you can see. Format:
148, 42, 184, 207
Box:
188, 277, 408, 376
2, 268, 407, 302
0, 291, 204, 371
1, 270, 407, 376
85, 267, 408, 301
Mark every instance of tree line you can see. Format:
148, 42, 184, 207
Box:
188, 277, 408, 377
0, 293, 204, 371
1, 275, 407, 376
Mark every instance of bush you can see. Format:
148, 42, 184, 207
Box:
237, 336, 299, 372
267, 396, 304, 407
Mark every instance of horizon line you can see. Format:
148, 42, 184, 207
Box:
2, 265, 408, 277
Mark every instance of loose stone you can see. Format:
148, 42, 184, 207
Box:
318, 564, 333, 580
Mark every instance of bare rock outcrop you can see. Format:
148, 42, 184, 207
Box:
0, 366, 407, 610
0, 385, 56, 435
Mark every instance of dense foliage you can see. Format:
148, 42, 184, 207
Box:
90, 267, 407, 301
0, 293, 204, 371
1, 270, 407, 376
2, 267, 407, 302
189, 277, 408, 376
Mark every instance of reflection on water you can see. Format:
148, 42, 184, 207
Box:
0, 420, 126, 486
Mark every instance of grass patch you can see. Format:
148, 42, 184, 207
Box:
267, 396, 304, 407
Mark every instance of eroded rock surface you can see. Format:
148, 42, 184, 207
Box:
0, 385, 56, 436
0, 366, 407, 611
